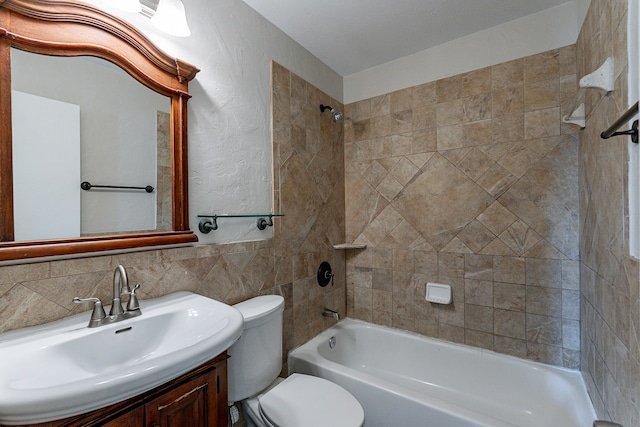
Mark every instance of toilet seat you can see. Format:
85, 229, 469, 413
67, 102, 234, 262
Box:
258, 374, 364, 427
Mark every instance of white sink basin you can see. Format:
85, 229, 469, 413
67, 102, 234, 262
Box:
0, 291, 243, 425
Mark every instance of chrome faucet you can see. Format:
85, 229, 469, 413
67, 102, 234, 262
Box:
73, 265, 142, 328
110, 264, 131, 316
322, 307, 340, 321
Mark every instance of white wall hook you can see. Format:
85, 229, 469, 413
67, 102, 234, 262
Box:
563, 103, 585, 128
579, 57, 614, 92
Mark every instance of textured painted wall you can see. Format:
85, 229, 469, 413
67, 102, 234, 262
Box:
577, 0, 640, 424
344, 45, 581, 368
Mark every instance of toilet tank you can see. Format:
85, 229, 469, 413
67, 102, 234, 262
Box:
227, 295, 284, 403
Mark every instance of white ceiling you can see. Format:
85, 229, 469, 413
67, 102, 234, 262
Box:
242, 0, 572, 76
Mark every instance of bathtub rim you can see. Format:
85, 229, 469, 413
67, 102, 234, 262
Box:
288, 318, 597, 427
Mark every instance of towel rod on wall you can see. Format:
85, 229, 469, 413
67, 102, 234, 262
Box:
197, 213, 285, 233
600, 101, 639, 143
80, 181, 155, 193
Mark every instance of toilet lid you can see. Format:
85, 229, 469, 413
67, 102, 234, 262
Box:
258, 374, 364, 427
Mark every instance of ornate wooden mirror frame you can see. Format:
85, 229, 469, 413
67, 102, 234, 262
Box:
0, 0, 199, 261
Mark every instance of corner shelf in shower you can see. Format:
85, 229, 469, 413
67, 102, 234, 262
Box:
333, 243, 367, 250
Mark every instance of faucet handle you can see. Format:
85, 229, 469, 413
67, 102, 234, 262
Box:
126, 284, 141, 312
73, 297, 107, 324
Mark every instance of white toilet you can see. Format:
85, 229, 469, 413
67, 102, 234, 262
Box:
227, 295, 364, 427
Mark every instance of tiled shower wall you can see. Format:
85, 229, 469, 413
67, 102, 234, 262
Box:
344, 45, 581, 368
578, 0, 640, 424
0, 61, 345, 372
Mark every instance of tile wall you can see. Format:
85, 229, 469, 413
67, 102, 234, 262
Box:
344, 45, 581, 368
577, 0, 640, 424
0, 61, 346, 374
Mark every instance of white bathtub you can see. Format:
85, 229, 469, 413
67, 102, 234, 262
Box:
288, 319, 596, 427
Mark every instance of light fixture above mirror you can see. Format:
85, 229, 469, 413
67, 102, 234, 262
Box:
113, 0, 191, 37
152, 0, 191, 37
105, 0, 141, 13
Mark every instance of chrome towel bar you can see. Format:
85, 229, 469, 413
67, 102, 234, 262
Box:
600, 101, 638, 142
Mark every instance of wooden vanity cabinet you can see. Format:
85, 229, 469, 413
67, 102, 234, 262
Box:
7, 353, 228, 427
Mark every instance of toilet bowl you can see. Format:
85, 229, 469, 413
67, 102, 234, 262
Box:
227, 295, 364, 427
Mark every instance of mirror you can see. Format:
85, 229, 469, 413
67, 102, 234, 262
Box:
12, 50, 171, 240
0, 0, 199, 261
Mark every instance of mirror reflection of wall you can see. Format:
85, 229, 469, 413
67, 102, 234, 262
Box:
10, 49, 171, 239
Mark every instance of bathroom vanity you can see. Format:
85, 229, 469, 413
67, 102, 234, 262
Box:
2, 354, 228, 427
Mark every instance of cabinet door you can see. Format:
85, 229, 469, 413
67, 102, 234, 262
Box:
145, 370, 219, 427
101, 406, 144, 427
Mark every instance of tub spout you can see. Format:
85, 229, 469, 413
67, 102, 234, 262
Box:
322, 307, 340, 320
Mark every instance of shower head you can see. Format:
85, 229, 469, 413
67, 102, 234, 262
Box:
320, 104, 344, 123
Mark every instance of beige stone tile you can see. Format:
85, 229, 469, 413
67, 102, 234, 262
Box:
389, 157, 420, 186
391, 134, 413, 157
392, 288, 414, 317
439, 253, 465, 278
494, 309, 526, 339
456, 220, 495, 254
439, 321, 465, 343
526, 286, 562, 317
436, 74, 464, 102
457, 148, 494, 181
562, 260, 580, 290
494, 256, 526, 284
413, 105, 436, 131
437, 124, 464, 150
441, 238, 473, 254
412, 81, 437, 108
492, 85, 524, 118
351, 98, 372, 121
372, 289, 392, 313
0, 263, 50, 285
437, 99, 465, 127
526, 258, 562, 288
412, 128, 437, 153
351, 120, 371, 141
492, 114, 524, 143
463, 67, 492, 96
371, 94, 390, 117
376, 174, 404, 201
465, 279, 493, 307
526, 313, 562, 346
477, 202, 518, 236
465, 329, 494, 350
524, 50, 560, 83
465, 304, 494, 333
494, 282, 526, 311
526, 341, 563, 366
463, 93, 492, 123
494, 335, 527, 358
524, 107, 560, 139
353, 287, 373, 310
524, 78, 560, 112
498, 220, 543, 256
390, 88, 413, 113
562, 318, 580, 350
463, 120, 492, 147
558, 45, 577, 76
392, 250, 414, 273
0, 284, 69, 333
415, 315, 439, 336
492, 59, 524, 89
497, 143, 542, 178
413, 251, 438, 275
476, 163, 517, 198
464, 253, 493, 281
